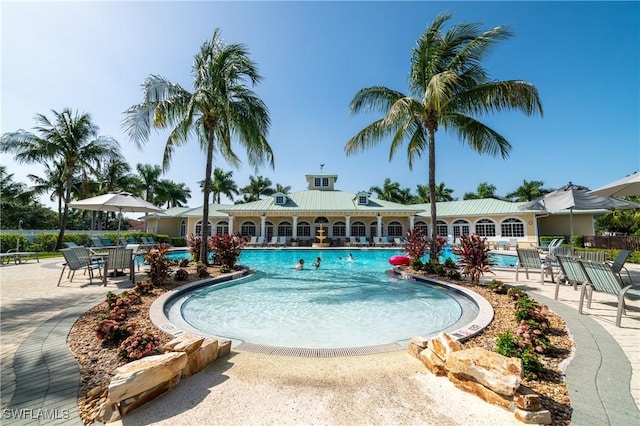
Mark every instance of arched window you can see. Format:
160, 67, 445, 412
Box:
387, 221, 403, 237
332, 221, 346, 237
195, 220, 213, 237
351, 221, 366, 237
214, 221, 228, 235
278, 221, 292, 237
369, 221, 378, 238
297, 221, 311, 237
436, 220, 448, 236
475, 219, 496, 237
501, 218, 525, 237
452, 219, 470, 239
179, 219, 186, 237
414, 221, 428, 236
240, 221, 256, 237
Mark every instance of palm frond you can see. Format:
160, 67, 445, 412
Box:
443, 113, 511, 158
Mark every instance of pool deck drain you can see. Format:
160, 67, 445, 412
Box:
235, 342, 404, 357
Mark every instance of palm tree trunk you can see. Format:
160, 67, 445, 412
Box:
56, 177, 72, 250
200, 135, 215, 265
428, 127, 438, 261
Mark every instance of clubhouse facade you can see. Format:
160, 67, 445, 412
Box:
148, 172, 602, 248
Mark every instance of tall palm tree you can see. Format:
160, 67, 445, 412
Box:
123, 29, 273, 264
416, 182, 454, 203
136, 163, 162, 203
199, 167, 239, 204
463, 182, 499, 200
155, 179, 192, 208
506, 179, 552, 202
240, 175, 274, 202
1, 108, 121, 248
27, 160, 68, 220
345, 13, 543, 256
369, 178, 403, 202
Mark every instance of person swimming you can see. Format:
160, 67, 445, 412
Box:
313, 257, 321, 268
294, 259, 304, 269
347, 253, 355, 261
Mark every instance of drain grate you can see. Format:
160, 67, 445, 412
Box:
235, 342, 404, 357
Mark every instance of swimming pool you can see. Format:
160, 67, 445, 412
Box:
161, 249, 489, 350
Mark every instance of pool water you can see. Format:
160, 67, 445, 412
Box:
165, 249, 480, 349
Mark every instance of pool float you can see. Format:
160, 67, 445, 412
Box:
388, 255, 411, 266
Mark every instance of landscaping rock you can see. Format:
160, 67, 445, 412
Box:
446, 347, 522, 396
164, 332, 204, 355
427, 332, 461, 361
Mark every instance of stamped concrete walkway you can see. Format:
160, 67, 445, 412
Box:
0, 254, 639, 425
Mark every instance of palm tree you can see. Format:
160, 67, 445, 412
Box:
136, 163, 162, 203
240, 175, 274, 202
275, 183, 291, 194
506, 179, 552, 202
369, 178, 403, 202
345, 13, 543, 256
200, 167, 239, 204
27, 160, 68, 220
416, 182, 454, 203
123, 29, 273, 264
1, 108, 121, 249
463, 182, 499, 200
155, 179, 192, 208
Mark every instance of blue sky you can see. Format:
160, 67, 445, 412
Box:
2, 1, 639, 210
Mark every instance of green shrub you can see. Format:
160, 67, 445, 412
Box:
495, 331, 520, 358
488, 279, 507, 294
174, 268, 189, 281
410, 257, 424, 270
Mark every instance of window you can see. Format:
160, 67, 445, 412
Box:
475, 219, 496, 237
314, 177, 321, 187
214, 221, 227, 236
275, 195, 285, 205
278, 221, 292, 237
195, 220, 213, 236
332, 221, 346, 237
369, 221, 378, 238
436, 220, 448, 236
179, 219, 186, 237
387, 221, 403, 237
501, 218, 525, 237
351, 221, 366, 237
297, 221, 311, 237
265, 221, 274, 239
240, 221, 256, 237
358, 195, 368, 205
414, 221, 428, 236
452, 220, 470, 239
322, 177, 329, 187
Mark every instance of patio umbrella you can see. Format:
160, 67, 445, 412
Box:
519, 182, 640, 243
69, 192, 162, 238
588, 172, 640, 197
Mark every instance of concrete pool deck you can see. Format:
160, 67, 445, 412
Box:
1, 252, 639, 424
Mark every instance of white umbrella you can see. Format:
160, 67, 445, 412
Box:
589, 172, 640, 197
519, 182, 640, 243
69, 192, 162, 238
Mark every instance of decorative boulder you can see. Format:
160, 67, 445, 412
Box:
427, 333, 461, 361
164, 333, 204, 355
183, 339, 220, 378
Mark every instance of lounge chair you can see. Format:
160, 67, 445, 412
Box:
256, 236, 265, 246
515, 248, 549, 286
555, 255, 589, 300
496, 240, 507, 250
278, 236, 287, 246
127, 237, 137, 244
393, 237, 403, 247
508, 239, 518, 250
58, 247, 103, 286
578, 259, 640, 327
553, 246, 575, 257
91, 238, 105, 249
579, 251, 607, 262
608, 250, 632, 282
359, 236, 369, 247
267, 236, 279, 246
380, 237, 392, 246
102, 248, 135, 287
547, 239, 564, 256
247, 236, 258, 246
102, 237, 115, 247
117, 237, 129, 247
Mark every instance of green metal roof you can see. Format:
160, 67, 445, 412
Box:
221, 190, 423, 214
413, 198, 531, 217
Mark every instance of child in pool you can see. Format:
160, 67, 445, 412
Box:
294, 259, 304, 269
313, 257, 321, 268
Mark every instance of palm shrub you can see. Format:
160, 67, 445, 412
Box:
209, 233, 245, 270
457, 234, 492, 284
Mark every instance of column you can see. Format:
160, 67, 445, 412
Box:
260, 215, 267, 238
376, 215, 382, 238
409, 215, 415, 230
345, 215, 351, 238
228, 216, 234, 235
292, 216, 298, 239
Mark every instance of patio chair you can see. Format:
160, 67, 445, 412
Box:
278, 236, 287, 246
579, 251, 607, 263
58, 247, 103, 286
555, 255, 589, 300
256, 236, 265, 246
393, 237, 404, 247
515, 248, 548, 286
267, 236, 279, 246
91, 238, 105, 249
553, 246, 575, 257
117, 237, 129, 247
547, 239, 565, 256
127, 237, 137, 244
578, 259, 640, 327
101, 237, 115, 247
359, 236, 369, 247
102, 248, 134, 287
508, 239, 518, 250
380, 237, 392, 246
246, 236, 258, 246
607, 250, 632, 282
